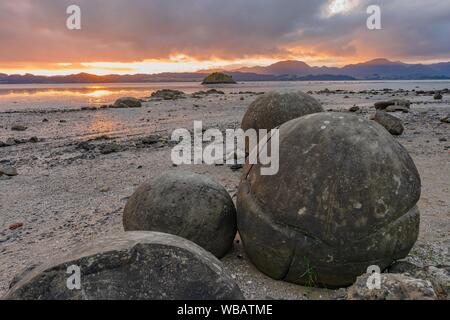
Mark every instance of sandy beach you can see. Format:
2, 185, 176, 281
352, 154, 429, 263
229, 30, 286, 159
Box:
1, 83, 449, 299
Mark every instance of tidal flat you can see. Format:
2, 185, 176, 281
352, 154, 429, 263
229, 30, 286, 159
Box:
0, 81, 449, 299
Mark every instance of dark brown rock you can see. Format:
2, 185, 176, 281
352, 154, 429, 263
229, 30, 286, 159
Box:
237, 113, 421, 287
6, 232, 244, 300
241, 91, 324, 133
373, 111, 404, 136
123, 171, 237, 258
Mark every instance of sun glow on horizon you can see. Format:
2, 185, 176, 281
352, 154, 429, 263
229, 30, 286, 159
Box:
0, 57, 283, 76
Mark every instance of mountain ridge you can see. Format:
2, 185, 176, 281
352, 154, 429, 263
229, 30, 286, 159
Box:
1, 59, 450, 84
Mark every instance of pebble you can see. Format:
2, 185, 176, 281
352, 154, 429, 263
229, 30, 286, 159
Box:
8, 223, 24, 231
0, 165, 18, 176
11, 124, 27, 131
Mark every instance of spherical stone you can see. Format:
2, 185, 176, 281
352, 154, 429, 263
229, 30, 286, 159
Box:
241, 91, 324, 132
6, 232, 244, 300
123, 171, 237, 258
237, 112, 421, 287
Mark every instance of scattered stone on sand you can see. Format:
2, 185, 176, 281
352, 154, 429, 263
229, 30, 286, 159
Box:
0, 165, 18, 176
5, 232, 244, 300
434, 92, 443, 100
8, 223, 24, 231
76, 141, 95, 151
373, 110, 404, 136
441, 115, 450, 123
151, 89, 185, 100
347, 273, 437, 300
241, 91, 324, 133
374, 99, 410, 110
237, 113, 421, 287
81, 106, 97, 111
230, 164, 244, 171
388, 261, 449, 299
5, 138, 16, 146
112, 97, 142, 108
99, 186, 111, 193
11, 124, 28, 131
192, 89, 225, 98
123, 171, 237, 258
99, 143, 120, 155
385, 105, 409, 113
202, 72, 237, 84
141, 134, 161, 145
348, 105, 360, 112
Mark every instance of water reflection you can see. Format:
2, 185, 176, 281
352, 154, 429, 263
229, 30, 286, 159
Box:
0, 87, 115, 98
86, 89, 113, 98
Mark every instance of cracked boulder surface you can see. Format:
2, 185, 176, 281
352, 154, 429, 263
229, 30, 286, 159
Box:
237, 112, 421, 287
5, 232, 244, 300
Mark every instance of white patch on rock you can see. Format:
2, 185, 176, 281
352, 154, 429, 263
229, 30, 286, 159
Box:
393, 175, 402, 195
298, 207, 307, 216
353, 202, 363, 209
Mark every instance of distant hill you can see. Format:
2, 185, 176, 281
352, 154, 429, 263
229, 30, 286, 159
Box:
1, 58, 449, 84
236, 58, 450, 80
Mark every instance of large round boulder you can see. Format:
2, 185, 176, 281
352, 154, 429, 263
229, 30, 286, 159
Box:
237, 113, 421, 287
241, 91, 324, 132
6, 232, 244, 300
123, 171, 237, 258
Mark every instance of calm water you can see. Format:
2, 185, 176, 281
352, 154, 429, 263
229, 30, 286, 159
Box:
0, 80, 449, 111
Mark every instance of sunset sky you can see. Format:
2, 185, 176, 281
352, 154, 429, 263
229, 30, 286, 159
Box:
1, 0, 449, 76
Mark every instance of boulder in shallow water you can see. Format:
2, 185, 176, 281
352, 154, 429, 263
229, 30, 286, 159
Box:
113, 97, 142, 108
151, 89, 185, 100
202, 72, 236, 84
123, 171, 237, 258
6, 232, 244, 300
237, 113, 421, 287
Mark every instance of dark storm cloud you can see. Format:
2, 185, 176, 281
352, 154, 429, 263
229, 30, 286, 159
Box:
0, 0, 449, 65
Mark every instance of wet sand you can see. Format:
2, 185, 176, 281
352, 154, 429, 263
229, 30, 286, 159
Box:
0, 86, 449, 299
